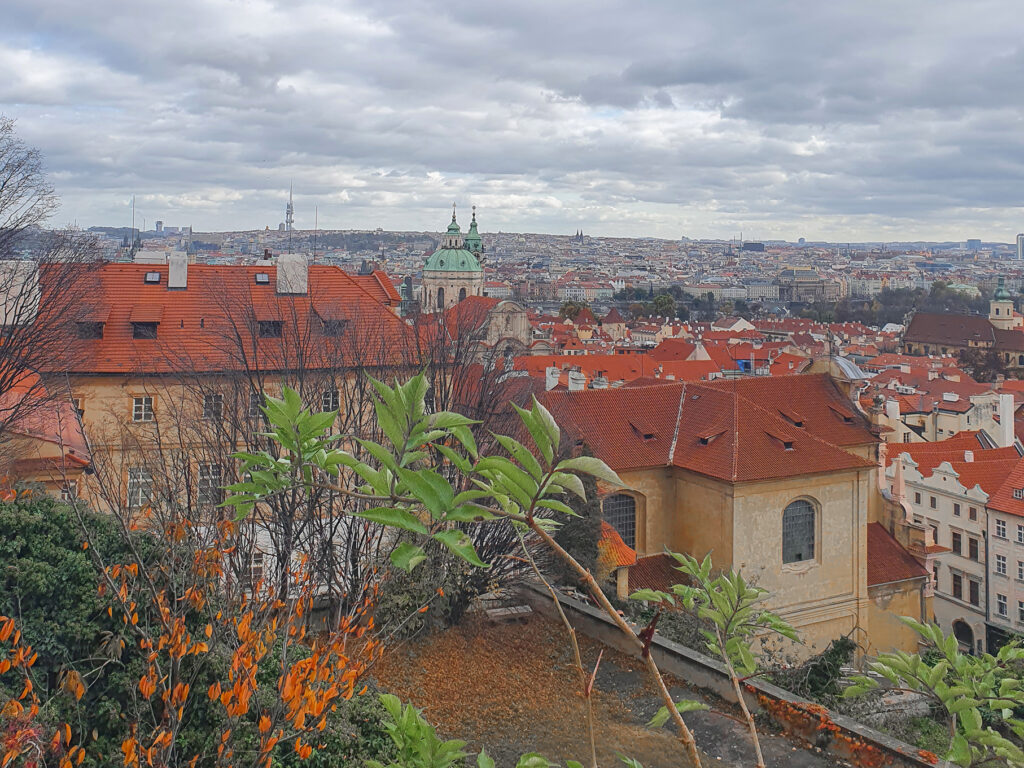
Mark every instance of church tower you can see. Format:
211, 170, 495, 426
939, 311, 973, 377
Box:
990, 277, 1019, 330
420, 205, 484, 313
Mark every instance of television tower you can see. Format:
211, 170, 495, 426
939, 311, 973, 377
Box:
285, 183, 294, 232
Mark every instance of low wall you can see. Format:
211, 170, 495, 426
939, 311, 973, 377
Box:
518, 584, 939, 768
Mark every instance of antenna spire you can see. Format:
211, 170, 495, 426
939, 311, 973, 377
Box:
452, 202, 457, 223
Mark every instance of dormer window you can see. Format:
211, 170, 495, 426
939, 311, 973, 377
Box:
255, 273, 270, 284
77, 321, 104, 339
1014, 489, 1024, 500
144, 272, 161, 284
258, 320, 283, 338
132, 322, 158, 339
778, 408, 804, 428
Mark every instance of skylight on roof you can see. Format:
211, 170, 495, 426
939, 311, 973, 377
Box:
144, 272, 161, 284
255, 273, 270, 284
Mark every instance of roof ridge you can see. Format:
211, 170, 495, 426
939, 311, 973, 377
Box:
667, 381, 687, 466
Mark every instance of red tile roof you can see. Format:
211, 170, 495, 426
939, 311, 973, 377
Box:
42, 262, 411, 374
628, 554, 680, 593
987, 457, 1024, 517
867, 523, 929, 586
542, 374, 877, 483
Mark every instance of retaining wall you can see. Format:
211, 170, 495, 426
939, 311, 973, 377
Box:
518, 584, 939, 768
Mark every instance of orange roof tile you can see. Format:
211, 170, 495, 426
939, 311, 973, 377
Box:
867, 523, 929, 586
41, 263, 411, 375
542, 374, 877, 482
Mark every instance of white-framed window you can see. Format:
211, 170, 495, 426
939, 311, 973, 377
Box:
997, 593, 1008, 617
996, 554, 1007, 575
203, 393, 224, 420
1015, 489, 1024, 500
127, 467, 153, 508
969, 507, 978, 521
953, 503, 961, 517
603, 493, 637, 550
783, 499, 816, 564
60, 481, 77, 501
321, 388, 340, 413
1018, 561, 1024, 581
997, 519, 1008, 539
1018, 524, 1024, 544
132, 396, 154, 422
197, 463, 222, 506
1019, 600, 1024, 623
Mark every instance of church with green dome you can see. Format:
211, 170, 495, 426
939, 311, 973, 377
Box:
421, 205, 485, 312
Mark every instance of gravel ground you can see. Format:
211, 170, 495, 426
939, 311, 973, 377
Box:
373, 613, 848, 768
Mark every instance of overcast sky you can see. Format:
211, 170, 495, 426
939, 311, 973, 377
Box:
3, 1, 1024, 241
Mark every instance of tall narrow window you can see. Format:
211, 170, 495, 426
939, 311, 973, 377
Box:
249, 390, 263, 419
603, 494, 636, 550
198, 464, 222, 506
952, 573, 963, 599
969, 580, 980, 606
783, 499, 816, 564
132, 396, 154, 422
127, 468, 153, 508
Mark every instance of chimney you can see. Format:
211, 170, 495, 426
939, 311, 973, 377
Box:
567, 371, 586, 391
964, 450, 974, 463
592, 376, 609, 390
885, 398, 901, 425
545, 366, 560, 391
927, 370, 938, 380
168, 251, 188, 289
999, 392, 1015, 448
277, 253, 308, 294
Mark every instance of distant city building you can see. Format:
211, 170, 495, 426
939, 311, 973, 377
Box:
1016, 233, 1024, 260
155, 221, 163, 233
967, 239, 982, 251
741, 242, 765, 252
285, 184, 295, 232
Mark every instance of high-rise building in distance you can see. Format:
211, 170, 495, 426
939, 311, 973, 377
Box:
1017, 233, 1024, 260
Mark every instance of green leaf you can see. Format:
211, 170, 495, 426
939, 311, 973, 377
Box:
629, 589, 675, 605
389, 542, 427, 573
647, 706, 671, 729
495, 433, 545, 482
512, 402, 553, 466
557, 455, 624, 487
531, 397, 560, 455
477, 750, 496, 768
433, 529, 489, 568
949, 733, 972, 767
515, 754, 555, 768
355, 507, 428, 534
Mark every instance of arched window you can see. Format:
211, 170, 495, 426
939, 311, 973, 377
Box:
782, 499, 816, 564
436, 287, 445, 309
604, 494, 637, 549
459, 287, 467, 302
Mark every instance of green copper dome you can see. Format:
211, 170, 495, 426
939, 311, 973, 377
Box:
995, 277, 1012, 301
464, 207, 482, 254
424, 206, 482, 272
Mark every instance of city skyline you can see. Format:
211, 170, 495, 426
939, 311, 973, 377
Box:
4, 1, 1024, 240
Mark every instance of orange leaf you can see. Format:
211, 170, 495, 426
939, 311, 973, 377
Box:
258, 715, 271, 734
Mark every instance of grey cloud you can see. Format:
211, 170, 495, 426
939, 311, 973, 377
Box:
2, 0, 1024, 240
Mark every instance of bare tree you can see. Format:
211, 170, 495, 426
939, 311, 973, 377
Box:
0, 115, 58, 256
0, 117, 102, 460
